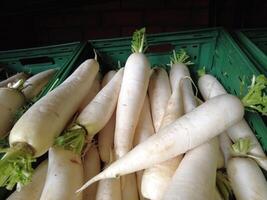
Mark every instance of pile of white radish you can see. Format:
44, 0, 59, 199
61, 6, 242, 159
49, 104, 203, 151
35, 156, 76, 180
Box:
0, 69, 56, 138
2, 28, 267, 200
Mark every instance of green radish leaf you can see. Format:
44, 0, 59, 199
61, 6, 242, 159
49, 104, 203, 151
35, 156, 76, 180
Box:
241, 74, 267, 115
0, 143, 35, 190
170, 49, 194, 66
231, 138, 252, 156
54, 124, 87, 155
131, 27, 148, 53
197, 66, 206, 77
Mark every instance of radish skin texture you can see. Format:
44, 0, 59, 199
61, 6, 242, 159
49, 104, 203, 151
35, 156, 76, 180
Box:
114, 53, 151, 159
40, 147, 83, 200
98, 112, 116, 163
83, 145, 101, 200
163, 138, 220, 200
133, 95, 155, 146
77, 94, 244, 192
9, 59, 99, 157
142, 60, 192, 200
148, 68, 171, 132
198, 74, 266, 158
227, 157, 267, 200
133, 95, 154, 200
7, 160, 48, 200
101, 71, 117, 87
77, 68, 123, 137
0, 72, 29, 87
180, 77, 197, 113
141, 85, 184, 199
22, 69, 56, 101
0, 88, 25, 138
98, 70, 116, 162
219, 132, 233, 166
78, 73, 101, 112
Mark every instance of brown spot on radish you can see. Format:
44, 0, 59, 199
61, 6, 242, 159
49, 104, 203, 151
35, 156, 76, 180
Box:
70, 159, 80, 164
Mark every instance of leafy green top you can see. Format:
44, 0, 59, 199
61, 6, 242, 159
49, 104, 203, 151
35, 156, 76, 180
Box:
131, 28, 148, 53
170, 49, 194, 66
241, 74, 267, 115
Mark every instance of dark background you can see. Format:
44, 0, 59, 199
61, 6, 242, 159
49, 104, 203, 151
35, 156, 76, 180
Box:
0, 0, 267, 51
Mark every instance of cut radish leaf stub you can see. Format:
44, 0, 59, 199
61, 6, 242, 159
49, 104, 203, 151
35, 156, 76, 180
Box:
0, 143, 35, 190
242, 74, 267, 115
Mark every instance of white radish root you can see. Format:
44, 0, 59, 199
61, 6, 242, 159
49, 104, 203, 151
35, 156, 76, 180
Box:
77, 94, 244, 192
83, 145, 101, 200
40, 147, 83, 200
148, 68, 171, 132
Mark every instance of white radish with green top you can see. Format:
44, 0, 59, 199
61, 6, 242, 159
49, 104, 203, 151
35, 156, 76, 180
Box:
77, 94, 244, 192
142, 49, 193, 200
0, 59, 99, 190
114, 28, 152, 159
198, 73, 267, 169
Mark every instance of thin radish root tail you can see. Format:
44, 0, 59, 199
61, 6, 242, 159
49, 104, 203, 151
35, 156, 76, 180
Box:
131, 27, 148, 53
76, 171, 116, 193
197, 66, 206, 77
170, 49, 194, 66
0, 143, 35, 190
181, 76, 199, 97
241, 74, 267, 115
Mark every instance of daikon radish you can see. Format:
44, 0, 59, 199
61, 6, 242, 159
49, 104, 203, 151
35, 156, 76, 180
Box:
40, 147, 83, 200
78, 94, 244, 192
22, 69, 56, 101
98, 70, 116, 163
0, 59, 99, 190
163, 138, 221, 200
78, 73, 101, 112
148, 68, 171, 132
198, 73, 267, 169
96, 151, 121, 200
133, 95, 154, 200
0, 72, 29, 87
114, 28, 152, 159
83, 145, 101, 200
142, 50, 194, 200
227, 157, 267, 200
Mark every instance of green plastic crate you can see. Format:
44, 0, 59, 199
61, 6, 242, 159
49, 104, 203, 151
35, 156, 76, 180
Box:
0, 42, 85, 99
89, 27, 267, 152
235, 28, 267, 75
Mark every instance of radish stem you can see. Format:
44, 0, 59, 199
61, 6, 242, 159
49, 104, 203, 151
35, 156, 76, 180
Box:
54, 125, 87, 155
241, 74, 267, 115
170, 49, 194, 66
131, 28, 148, 53
231, 138, 267, 170
0, 143, 35, 190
